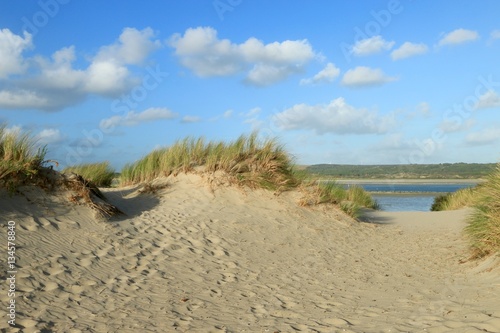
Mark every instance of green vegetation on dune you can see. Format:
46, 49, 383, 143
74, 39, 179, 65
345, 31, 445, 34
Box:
306, 163, 495, 179
431, 163, 500, 258
299, 182, 379, 218
63, 162, 116, 187
120, 133, 300, 191
431, 187, 479, 211
0, 124, 47, 191
466, 164, 500, 258
0, 124, 384, 220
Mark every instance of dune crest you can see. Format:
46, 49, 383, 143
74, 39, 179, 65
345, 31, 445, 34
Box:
1, 173, 499, 332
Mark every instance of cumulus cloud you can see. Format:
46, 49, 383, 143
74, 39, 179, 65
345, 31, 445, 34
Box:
0, 29, 32, 79
391, 42, 428, 60
94, 27, 160, 65
475, 90, 500, 109
351, 36, 395, 56
300, 63, 340, 85
100, 107, 178, 129
169, 26, 315, 86
465, 128, 500, 146
273, 97, 395, 135
438, 28, 479, 46
181, 115, 202, 123
36, 128, 65, 145
0, 28, 160, 111
341, 66, 397, 87
0, 90, 53, 110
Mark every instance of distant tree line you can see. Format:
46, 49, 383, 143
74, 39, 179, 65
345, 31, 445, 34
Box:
305, 163, 496, 179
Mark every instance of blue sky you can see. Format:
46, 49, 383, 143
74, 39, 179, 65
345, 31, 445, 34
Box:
1, 0, 499, 169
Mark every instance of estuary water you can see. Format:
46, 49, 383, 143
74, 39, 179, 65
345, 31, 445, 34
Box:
337, 181, 480, 212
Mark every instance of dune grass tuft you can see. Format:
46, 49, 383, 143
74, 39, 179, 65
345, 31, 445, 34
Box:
63, 162, 116, 187
120, 133, 300, 191
431, 186, 479, 211
299, 181, 379, 218
466, 164, 500, 258
0, 124, 47, 191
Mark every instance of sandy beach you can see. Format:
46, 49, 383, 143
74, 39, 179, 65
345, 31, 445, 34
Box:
1, 173, 499, 332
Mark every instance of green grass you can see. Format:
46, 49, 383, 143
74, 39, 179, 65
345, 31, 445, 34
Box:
466, 164, 500, 258
120, 133, 300, 191
431, 187, 479, 211
300, 181, 379, 218
0, 124, 47, 190
63, 162, 116, 187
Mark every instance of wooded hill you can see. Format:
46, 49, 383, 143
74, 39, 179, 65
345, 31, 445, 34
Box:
304, 163, 496, 179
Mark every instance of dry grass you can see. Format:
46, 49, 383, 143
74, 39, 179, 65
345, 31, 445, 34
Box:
62, 173, 124, 218
63, 162, 116, 187
431, 186, 479, 211
466, 164, 500, 258
120, 133, 300, 192
0, 124, 47, 191
299, 181, 379, 218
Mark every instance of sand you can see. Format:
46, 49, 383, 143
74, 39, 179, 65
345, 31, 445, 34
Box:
1, 173, 499, 333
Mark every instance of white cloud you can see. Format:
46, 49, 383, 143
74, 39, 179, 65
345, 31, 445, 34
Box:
341, 66, 397, 87
245, 63, 300, 86
491, 30, 500, 40
223, 109, 233, 118
440, 118, 475, 133
475, 90, 500, 109
351, 36, 395, 56
406, 102, 431, 119
416, 102, 431, 116
300, 63, 340, 85
438, 28, 479, 46
465, 128, 500, 146
0, 28, 160, 111
33, 46, 86, 90
246, 107, 261, 117
181, 115, 202, 123
391, 42, 428, 60
0, 90, 52, 110
36, 128, 65, 145
0, 29, 32, 79
84, 61, 132, 96
273, 97, 395, 135
94, 27, 160, 65
169, 26, 315, 86
100, 107, 178, 129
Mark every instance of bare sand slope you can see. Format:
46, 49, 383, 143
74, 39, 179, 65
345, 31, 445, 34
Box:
1, 174, 500, 333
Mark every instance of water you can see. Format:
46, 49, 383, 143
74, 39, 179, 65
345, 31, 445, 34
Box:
340, 182, 478, 212
371, 194, 437, 212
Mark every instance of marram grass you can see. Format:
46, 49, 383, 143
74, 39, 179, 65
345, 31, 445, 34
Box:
63, 162, 116, 187
0, 124, 47, 190
431, 186, 479, 211
120, 133, 300, 191
466, 164, 500, 258
299, 181, 379, 218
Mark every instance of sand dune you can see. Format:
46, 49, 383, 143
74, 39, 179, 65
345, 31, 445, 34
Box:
1, 173, 499, 332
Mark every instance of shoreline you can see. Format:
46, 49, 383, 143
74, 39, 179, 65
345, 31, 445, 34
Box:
333, 178, 484, 185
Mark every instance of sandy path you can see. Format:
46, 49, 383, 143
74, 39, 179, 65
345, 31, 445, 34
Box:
1, 174, 499, 332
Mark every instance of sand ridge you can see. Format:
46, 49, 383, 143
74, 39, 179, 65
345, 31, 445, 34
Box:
1, 173, 499, 332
